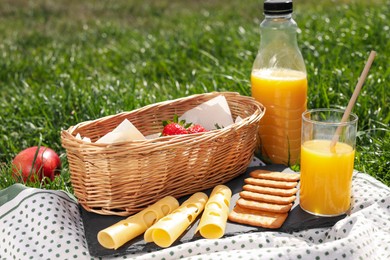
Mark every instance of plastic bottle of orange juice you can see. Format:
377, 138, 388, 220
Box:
251, 0, 307, 165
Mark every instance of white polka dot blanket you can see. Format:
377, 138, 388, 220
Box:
1, 161, 390, 259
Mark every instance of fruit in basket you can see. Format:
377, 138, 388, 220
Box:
161, 115, 190, 136
162, 123, 188, 136
12, 146, 61, 182
187, 124, 207, 134
161, 115, 208, 136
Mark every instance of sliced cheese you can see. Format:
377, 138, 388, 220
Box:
144, 192, 208, 248
97, 196, 179, 249
196, 185, 232, 239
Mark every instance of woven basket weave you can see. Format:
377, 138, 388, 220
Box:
61, 92, 265, 216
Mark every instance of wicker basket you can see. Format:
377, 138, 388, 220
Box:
61, 92, 265, 216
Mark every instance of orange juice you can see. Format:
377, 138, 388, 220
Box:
251, 68, 307, 165
300, 139, 355, 216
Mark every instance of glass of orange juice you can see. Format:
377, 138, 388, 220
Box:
299, 108, 358, 216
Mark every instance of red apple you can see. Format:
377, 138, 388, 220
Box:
12, 146, 61, 182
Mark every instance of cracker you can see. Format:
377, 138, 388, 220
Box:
228, 205, 288, 229
239, 190, 296, 205
236, 198, 292, 213
243, 184, 298, 197
250, 170, 300, 182
245, 177, 298, 189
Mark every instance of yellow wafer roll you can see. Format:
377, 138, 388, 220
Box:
144, 192, 208, 248
196, 185, 232, 239
97, 196, 179, 249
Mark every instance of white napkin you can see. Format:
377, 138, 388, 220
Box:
75, 133, 91, 143
95, 119, 146, 144
179, 95, 234, 131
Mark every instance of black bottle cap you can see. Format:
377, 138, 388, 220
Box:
264, 0, 293, 15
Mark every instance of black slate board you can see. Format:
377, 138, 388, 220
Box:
81, 164, 346, 257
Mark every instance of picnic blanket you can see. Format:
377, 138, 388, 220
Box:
1, 159, 390, 259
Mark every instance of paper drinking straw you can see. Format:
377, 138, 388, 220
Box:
330, 50, 377, 151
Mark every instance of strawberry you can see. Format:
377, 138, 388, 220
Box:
161, 123, 188, 136
187, 124, 207, 134
161, 115, 191, 136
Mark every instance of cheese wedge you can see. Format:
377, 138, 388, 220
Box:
97, 196, 179, 249
144, 192, 208, 248
196, 185, 232, 239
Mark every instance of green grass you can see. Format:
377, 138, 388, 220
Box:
0, 0, 389, 190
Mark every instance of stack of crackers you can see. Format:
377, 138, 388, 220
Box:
228, 170, 300, 229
